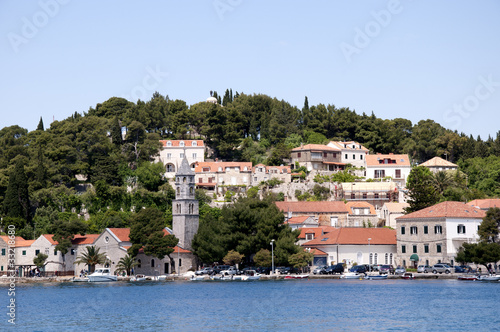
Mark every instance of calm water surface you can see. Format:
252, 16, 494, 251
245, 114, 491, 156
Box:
1, 278, 499, 331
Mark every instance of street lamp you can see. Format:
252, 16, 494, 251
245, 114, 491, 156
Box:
368, 238, 372, 266
270, 239, 275, 275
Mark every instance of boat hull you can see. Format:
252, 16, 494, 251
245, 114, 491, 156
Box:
88, 275, 117, 282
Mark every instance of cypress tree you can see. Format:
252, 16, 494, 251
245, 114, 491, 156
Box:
36, 117, 44, 131
3, 159, 30, 222
111, 116, 123, 146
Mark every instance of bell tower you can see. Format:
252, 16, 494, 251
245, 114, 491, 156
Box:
172, 154, 199, 250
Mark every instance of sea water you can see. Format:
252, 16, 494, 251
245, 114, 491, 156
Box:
1, 278, 499, 331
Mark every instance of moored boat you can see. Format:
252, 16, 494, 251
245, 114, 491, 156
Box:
476, 274, 500, 282
130, 274, 147, 282
87, 268, 118, 282
402, 272, 415, 280
284, 274, 309, 280
364, 274, 388, 280
340, 272, 363, 280
457, 275, 477, 281
242, 270, 261, 281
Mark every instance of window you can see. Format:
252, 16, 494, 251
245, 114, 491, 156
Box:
305, 233, 314, 241
374, 193, 379, 199
180, 153, 184, 159
324, 152, 328, 158
424, 225, 428, 234
436, 244, 442, 253
54, 249, 57, 256
424, 244, 429, 253
457, 225, 466, 234
167, 164, 175, 172
362, 193, 367, 199
401, 226, 405, 235
401, 245, 406, 254
389, 253, 393, 265
360, 155, 363, 160
410, 226, 418, 235
203, 167, 210, 172
330, 217, 338, 227
192, 153, 197, 159
369, 253, 373, 265
218, 167, 223, 172
167, 153, 172, 160
345, 154, 348, 159
374, 170, 385, 178
179, 141, 185, 147
192, 141, 197, 146
435, 225, 442, 234
297, 152, 301, 158
71, 249, 75, 255
353, 154, 356, 160
351, 193, 356, 199
22, 250, 26, 256
151, 259, 155, 267
137, 259, 142, 268
166, 141, 172, 147
385, 253, 388, 264
386, 193, 391, 199
395, 169, 401, 178
374, 253, 378, 264
412, 245, 417, 253
35, 249, 40, 255
1, 248, 5, 256
179, 258, 182, 267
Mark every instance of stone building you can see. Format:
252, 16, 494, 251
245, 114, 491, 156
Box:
275, 201, 349, 227
345, 201, 378, 227
290, 144, 345, 172
396, 201, 486, 268
155, 140, 205, 178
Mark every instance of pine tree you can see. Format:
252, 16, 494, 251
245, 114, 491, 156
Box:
36, 117, 44, 131
111, 116, 123, 146
3, 159, 30, 221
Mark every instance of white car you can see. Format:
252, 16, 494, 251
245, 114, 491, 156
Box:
417, 265, 432, 273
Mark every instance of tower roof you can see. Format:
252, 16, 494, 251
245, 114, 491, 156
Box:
177, 154, 194, 175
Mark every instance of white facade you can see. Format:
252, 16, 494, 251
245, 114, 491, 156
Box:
327, 141, 368, 169
305, 244, 396, 267
155, 140, 205, 178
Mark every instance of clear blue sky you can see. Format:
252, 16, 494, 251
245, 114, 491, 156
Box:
1, 1, 499, 139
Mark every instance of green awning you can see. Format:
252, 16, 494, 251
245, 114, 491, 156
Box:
410, 254, 419, 261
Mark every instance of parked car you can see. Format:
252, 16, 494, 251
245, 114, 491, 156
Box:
313, 265, 328, 275
195, 267, 213, 275
275, 266, 291, 274
417, 265, 432, 273
432, 264, 452, 274
212, 265, 230, 274
325, 263, 345, 274
256, 267, 272, 275
379, 265, 395, 275
371, 264, 382, 272
454, 266, 466, 273
394, 266, 406, 275
349, 265, 367, 274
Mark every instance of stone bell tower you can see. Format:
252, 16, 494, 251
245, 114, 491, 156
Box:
172, 154, 199, 250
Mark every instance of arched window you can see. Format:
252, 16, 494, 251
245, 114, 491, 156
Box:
189, 187, 193, 194
179, 141, 185, 147
176, 187, 180, 195
137, 259, 142, 268
369, 253, 373, 265
390, 253, 393, 265
166, 141, 172, 147
151, 259, 155, 267
385, 253, 388, 264
167, 164, 175, 172
183, 177, 186, 183
192, 141, 197, 146
374, 253, 378, 264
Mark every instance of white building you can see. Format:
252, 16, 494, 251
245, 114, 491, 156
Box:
365, 153, 411, 186
155, 140, 205, 178
327, 141, 369, 170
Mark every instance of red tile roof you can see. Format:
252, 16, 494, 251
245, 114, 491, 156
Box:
307, 248, 327, 256
194, 161, 252, 173
303, 227, 397, 245
298, 226, 336, 239
159, 140, 204, 147
383, 202, 409, 213
366, 154, 411, 167
108, 228, 131, 242
275, 201, 349, 214
420, 156, 458, 168
291, 144, 340, 152
253, 164, 291, 174
287, 216, 312, 224
345, 201, 376, 215
467, 199, 500, 210
397, 201, 486, 220
0, 236, 26, 245
14, 239, 36, 247
42, 234, 99, 245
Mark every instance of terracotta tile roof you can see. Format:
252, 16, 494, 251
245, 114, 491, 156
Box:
287, 216, 312, 224
0, 236, 26, 245
328, 141, 369, 151
275, 201, 349, 214
303, 227, 397, 245
42, 234, 99, 245
291, 144, 340, 152
306, 248, 328, 256
383, 202, 409, 213
467, 199, 500, 210
159, 140, 204, 147
397, 201, 486, 220
108, 228, 131, 242
366, 154, 411, 167
420, 156, 457, 168
194, 161, 253, 173
298, 226, 336, 239
345, 201, 377, 215
15, 239, 36, 247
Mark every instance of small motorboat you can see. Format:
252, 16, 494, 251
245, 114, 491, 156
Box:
402, 272, 415, 280
153, 275, 167, 281
242, 270, 261, 281
457, 275, 477, 281
476, 274, 500, 282
72, 277, 89, 282
364, 274, 388, 280
340, 272, 363, 280
190, 275, 207, 281
284, 274, 309, 280
130, 274, 147, 282
87, 268, 118, 282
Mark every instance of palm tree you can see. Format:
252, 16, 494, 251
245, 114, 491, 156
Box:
115, 254, 138, 276
74, 246, 107, 273
433, 170, 452, 196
